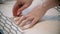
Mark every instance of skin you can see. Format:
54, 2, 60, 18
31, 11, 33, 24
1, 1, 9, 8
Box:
13, 0, 33, 16
13, 0, 60, 28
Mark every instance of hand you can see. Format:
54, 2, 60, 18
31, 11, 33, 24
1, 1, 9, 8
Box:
14, 6, 47, 29
13, 0, 33, 17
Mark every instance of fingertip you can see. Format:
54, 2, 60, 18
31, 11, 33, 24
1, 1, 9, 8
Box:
23, 24, 30, 29
14, 17, 20, 21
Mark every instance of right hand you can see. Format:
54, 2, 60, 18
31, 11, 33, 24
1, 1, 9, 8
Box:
13, 0, 33, 17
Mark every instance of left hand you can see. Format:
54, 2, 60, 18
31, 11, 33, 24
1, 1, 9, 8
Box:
14, 12, 40, 29
14, 6, 47, 29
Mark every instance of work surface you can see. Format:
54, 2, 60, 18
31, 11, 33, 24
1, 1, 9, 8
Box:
0, 0, 60, 34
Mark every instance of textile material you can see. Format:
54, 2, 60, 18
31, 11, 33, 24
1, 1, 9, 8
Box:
0, 11, 24, 34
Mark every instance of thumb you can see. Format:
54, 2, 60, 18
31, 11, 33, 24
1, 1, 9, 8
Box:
17, 4, 29, 15
13, 2, 21, 17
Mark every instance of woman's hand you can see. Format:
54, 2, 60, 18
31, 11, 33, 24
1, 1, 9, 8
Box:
13, 0, 60, 29
14, 6, 47, 29
13, 0, 33, 17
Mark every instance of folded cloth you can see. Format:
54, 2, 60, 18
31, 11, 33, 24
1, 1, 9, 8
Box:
0, 11, 24, 34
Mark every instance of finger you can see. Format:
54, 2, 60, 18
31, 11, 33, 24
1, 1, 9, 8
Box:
19, 17, 33, 27
16, 16, 26, 25
13, 15, 22, 21
17, 4, 29, 15
28, 18, 38, 28
14, 17, 20, 21
14, 17, 21, 25
13, 2, 22, 17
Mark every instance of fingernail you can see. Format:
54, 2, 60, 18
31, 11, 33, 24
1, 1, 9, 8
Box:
20, 24, 30, 30
23, 24, 30, 29
14, 18, 17, 21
